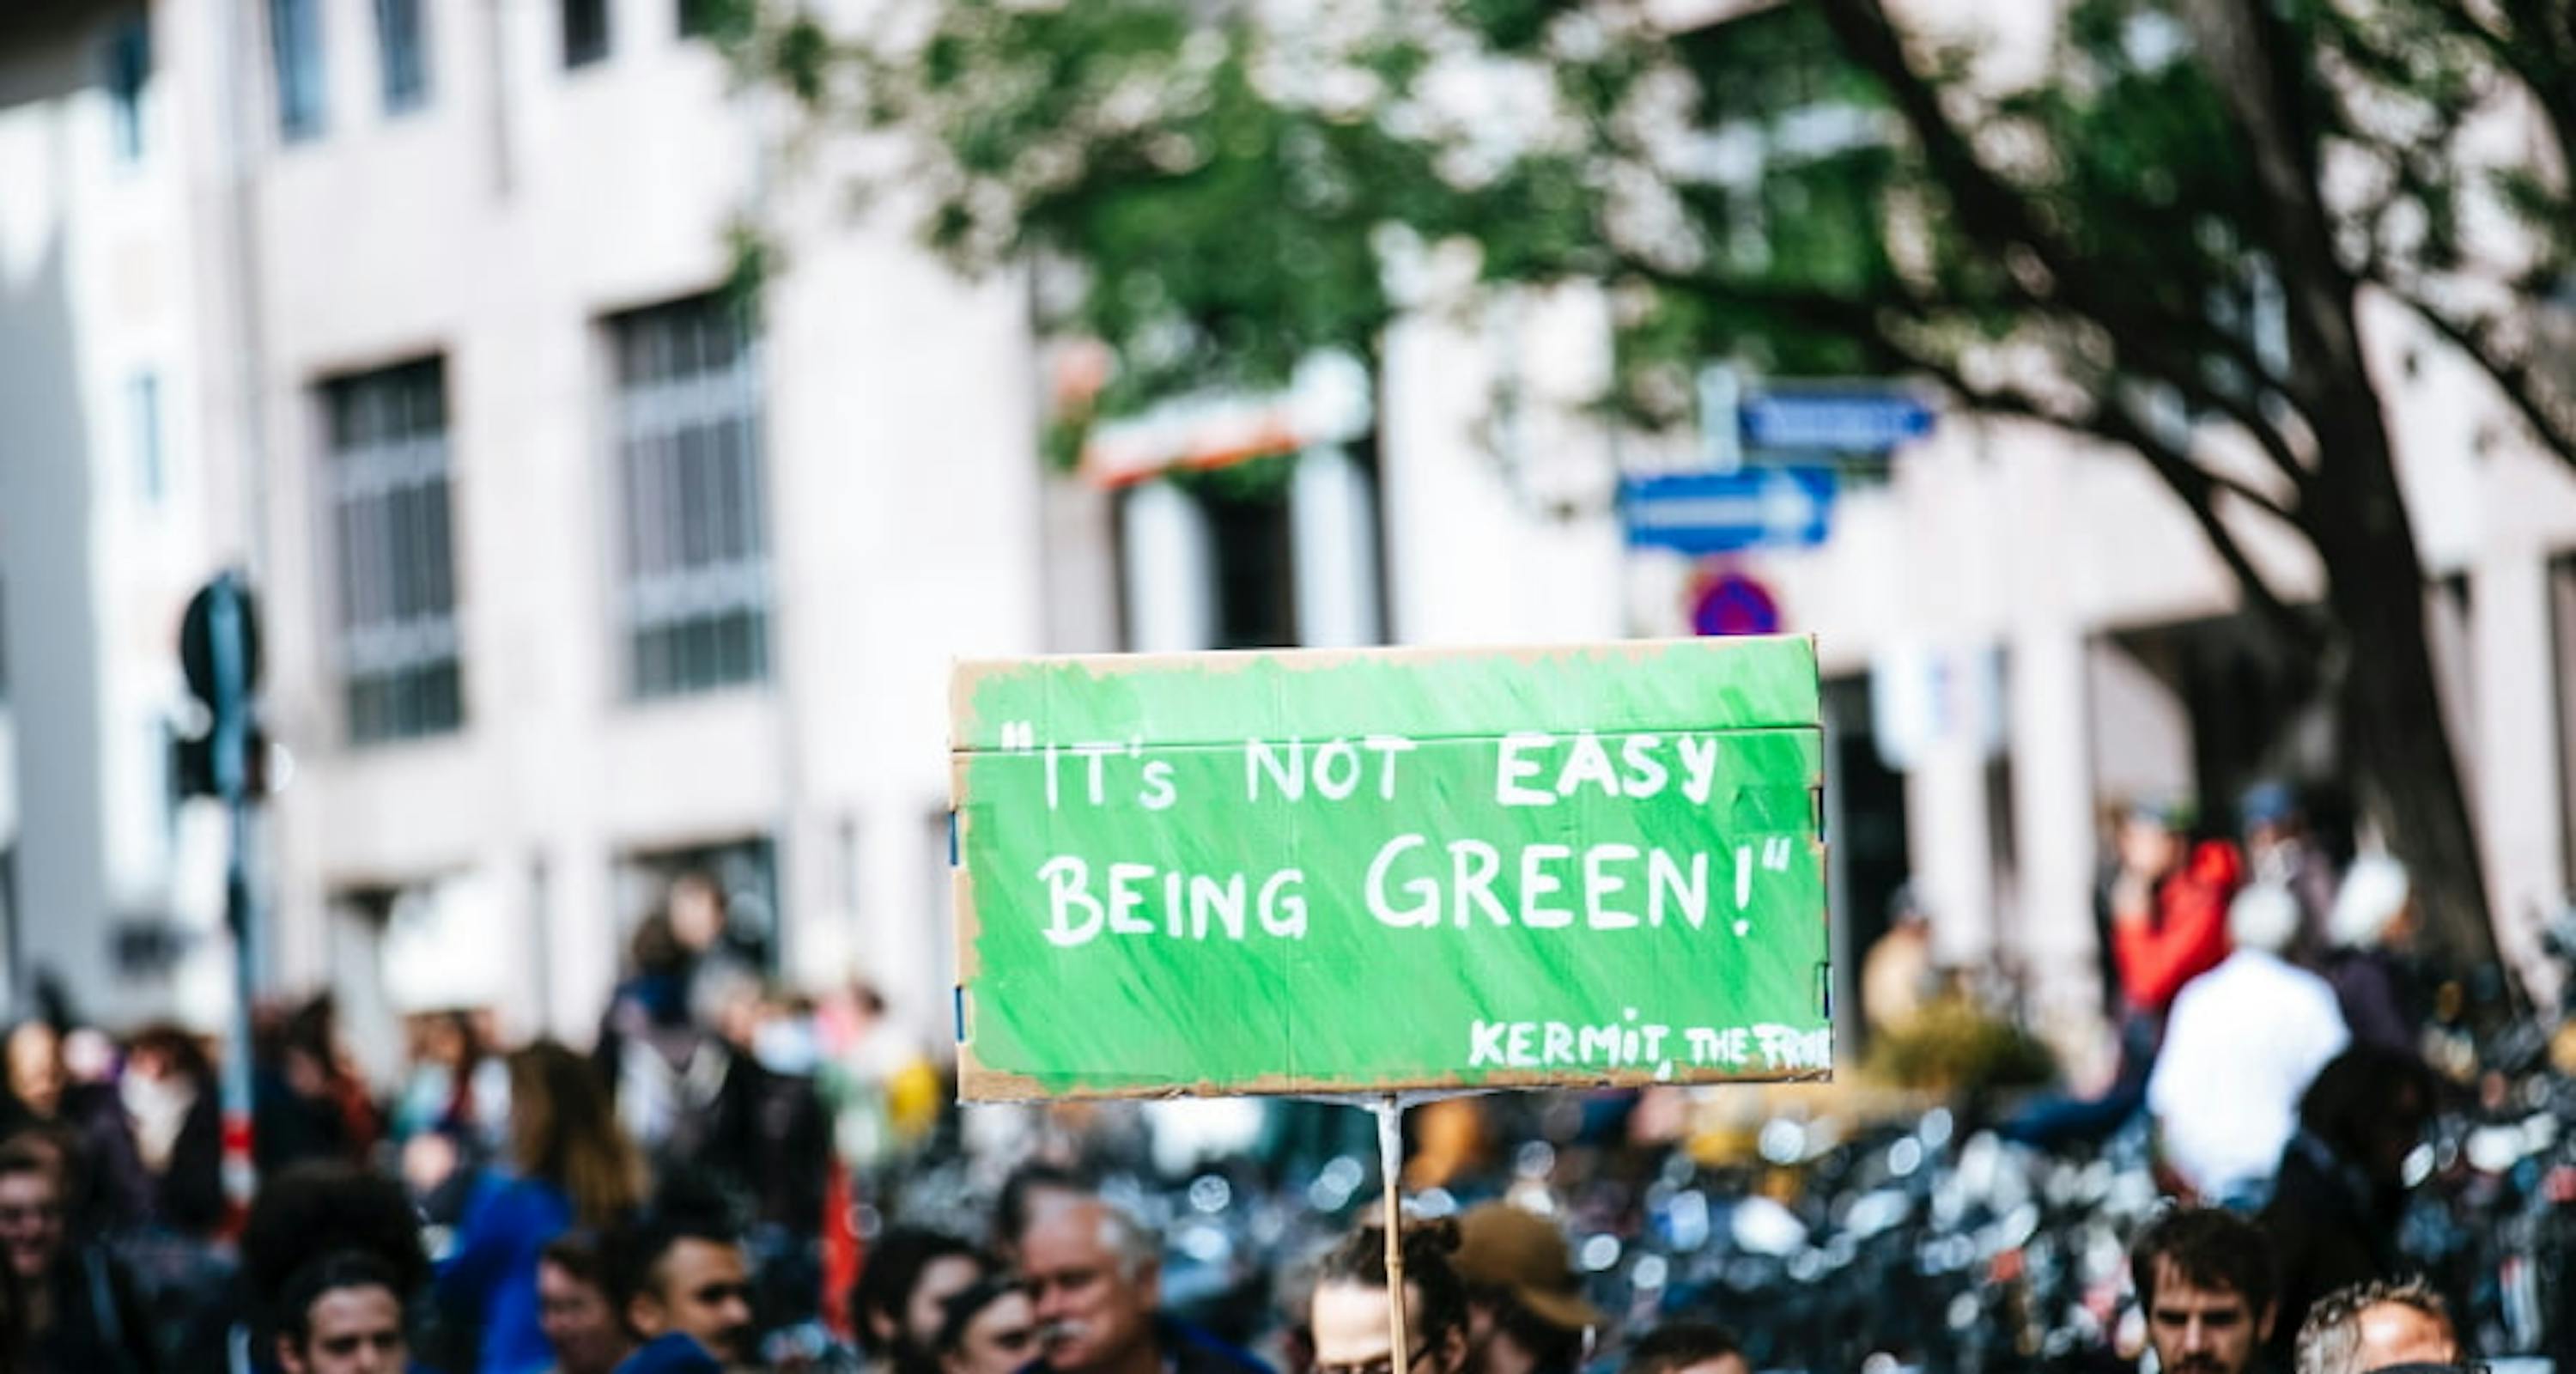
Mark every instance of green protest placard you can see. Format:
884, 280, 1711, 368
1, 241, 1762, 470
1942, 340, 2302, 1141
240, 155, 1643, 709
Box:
949, 637, 1830, 1100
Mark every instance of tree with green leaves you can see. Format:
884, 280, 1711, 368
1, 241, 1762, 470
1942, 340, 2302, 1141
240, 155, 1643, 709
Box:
736, 0, 2576, 983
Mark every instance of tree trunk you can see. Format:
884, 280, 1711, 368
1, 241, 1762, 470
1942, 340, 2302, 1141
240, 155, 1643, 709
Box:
2173, 0, 2505, 983
2304, 399, 2502, 979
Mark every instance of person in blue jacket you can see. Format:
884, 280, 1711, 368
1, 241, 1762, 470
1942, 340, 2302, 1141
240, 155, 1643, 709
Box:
438, 1041, 646, 1374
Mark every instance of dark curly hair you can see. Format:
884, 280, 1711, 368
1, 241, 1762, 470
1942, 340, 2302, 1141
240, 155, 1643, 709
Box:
602, 1175, 744, 1334
1625, 1323, 1744, 1374
240, 1163, 429, 1343
2299, 1046, 2437, 1165
2130, 1206, 2277, 1321
851, 1227, 984, 1359
276, 1250, 404, 1350
1315, 1219, 1471, 1349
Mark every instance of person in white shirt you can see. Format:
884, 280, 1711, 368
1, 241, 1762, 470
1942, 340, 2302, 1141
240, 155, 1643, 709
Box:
2148, 883, 2351, 1207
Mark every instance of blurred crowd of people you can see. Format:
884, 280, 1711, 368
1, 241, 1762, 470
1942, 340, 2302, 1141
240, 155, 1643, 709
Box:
2093, 784, 2463, 1365
0, 874, 949, 1373
0, 793, 2537, 1374
1849, 778, 2548, 1371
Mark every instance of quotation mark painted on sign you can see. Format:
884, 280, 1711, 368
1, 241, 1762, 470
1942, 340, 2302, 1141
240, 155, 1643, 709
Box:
1731, 838, 1796, 936
999, 721, 1055, 807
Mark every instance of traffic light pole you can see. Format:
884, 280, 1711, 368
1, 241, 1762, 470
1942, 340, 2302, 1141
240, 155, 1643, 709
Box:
206, 572, 261, 1217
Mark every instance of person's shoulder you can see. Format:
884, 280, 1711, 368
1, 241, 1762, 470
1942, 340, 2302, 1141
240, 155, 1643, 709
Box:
2261, 1147, 2338, 1218
2160, 962, 2234, 1025
1161, 1316, 1275, 1374
616, 1333, 726, 1374
466, 1170, 571, 1225
65, 1080, 134, 1133
2259, 958, 2348, 1023
2290, 964, 2348, 1013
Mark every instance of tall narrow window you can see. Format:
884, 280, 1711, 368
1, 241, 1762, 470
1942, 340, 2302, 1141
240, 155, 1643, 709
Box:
2553, 556, 2576, 894
323, 359, 463, 744
104, 13, 149, 163
127, 371, 163, 507
1205, 484, 1297, 649
377, 0, 428, 113
2427, 572, 2476, 793
270, 0, 325, 141
562, 0, 609, 67
609, 295, 768, 698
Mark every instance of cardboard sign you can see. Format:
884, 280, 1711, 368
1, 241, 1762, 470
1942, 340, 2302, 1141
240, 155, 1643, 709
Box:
949, 637, 1831, 1100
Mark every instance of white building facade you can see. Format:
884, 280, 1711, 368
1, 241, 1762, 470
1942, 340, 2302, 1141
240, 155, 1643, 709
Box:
1, 0, 1056, 1068
5, 0, 2571, 1075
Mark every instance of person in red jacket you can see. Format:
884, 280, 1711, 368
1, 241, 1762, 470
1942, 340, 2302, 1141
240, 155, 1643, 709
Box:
2008, 800, 2245, 1151
2108, 805, 2244, 1018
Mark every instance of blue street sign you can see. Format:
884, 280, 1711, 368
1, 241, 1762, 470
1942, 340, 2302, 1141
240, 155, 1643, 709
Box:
1621, 465, 1836, 555
1742, 390, 1934, 452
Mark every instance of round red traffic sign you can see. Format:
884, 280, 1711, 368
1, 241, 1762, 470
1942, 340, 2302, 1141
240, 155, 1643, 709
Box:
1690, 567, 1781, 636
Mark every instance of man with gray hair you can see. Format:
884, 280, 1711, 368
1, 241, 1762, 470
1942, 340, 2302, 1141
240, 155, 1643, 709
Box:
1020, 1195, 1270, 1374
2293, 1277, 2464, 1374
2148, 883, 2352, 1208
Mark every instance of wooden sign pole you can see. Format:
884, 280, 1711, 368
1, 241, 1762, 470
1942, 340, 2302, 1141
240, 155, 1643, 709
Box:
1376, 1094, 1407, 1370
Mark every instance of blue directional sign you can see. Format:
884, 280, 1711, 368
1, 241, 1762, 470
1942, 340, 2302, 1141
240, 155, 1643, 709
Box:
1621, 465, 1837, 555
1741, 390, 1934, 452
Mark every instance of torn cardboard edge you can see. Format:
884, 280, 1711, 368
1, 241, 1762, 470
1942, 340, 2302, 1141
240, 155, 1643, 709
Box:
954, 1058, 1837, 1104
949, 635, 1822, 751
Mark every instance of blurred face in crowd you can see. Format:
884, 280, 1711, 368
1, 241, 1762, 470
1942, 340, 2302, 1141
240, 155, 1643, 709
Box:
2383, 897, 2424, 952
539, 1258, 631, 1374
276, 1284, 407, 1374
670, 879, 727, 952
416, 1015, 469, 1071
2352, 1300, 2458, 1371
945, 1289, 1040, 1374
712, 987, 767, 1055
2117, 817, 2182, 879
2144, 1260, 2269, 1374
629, 1237, 756, 1367
60, 1030, 114, 1085
1466, 1309, 1541, 1374
1024, 1202, 1157, 1374
0, 1165, 64, 1281
5, 1025, 63, 1120
905, 1255, 986, 1354
1311, 1280, 1466, 1374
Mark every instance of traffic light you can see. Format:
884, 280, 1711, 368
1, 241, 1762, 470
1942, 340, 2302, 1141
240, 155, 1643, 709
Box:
174, 571, 265, 801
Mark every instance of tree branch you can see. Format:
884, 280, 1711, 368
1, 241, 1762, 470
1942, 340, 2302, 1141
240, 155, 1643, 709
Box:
1900, 350, 2318, 652
2109, 325, 2316, 491
1813, 0, 2318, 436
2178, 0, 2370, 389
1813, 0, 2069, 284
2466, 0, 2576, 184
2089, 395, 2324, 654
2385, 283, 2576, 473
2172, 448, 2306, 527
1625, 257, 2324, 650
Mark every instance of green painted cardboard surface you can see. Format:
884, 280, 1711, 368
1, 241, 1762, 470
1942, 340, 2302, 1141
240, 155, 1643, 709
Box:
951, 637, 1831, 1100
